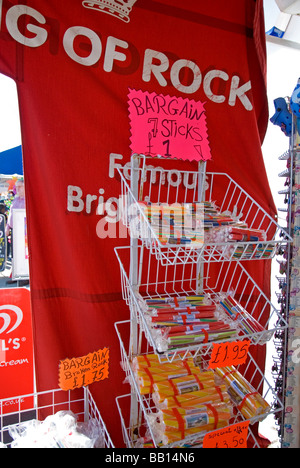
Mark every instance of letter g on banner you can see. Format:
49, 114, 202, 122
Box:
0, 305, 23, 335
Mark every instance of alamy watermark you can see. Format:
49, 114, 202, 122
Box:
67, 185, 204, 244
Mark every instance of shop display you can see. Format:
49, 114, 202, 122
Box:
0, 1, 279, 450
137, 202, 204, 247
114, 153, 290, 448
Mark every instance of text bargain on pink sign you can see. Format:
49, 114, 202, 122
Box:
128, 89, 212, 162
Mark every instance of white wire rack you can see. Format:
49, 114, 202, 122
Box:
114, 320, 284, 449
115, 245, 288, 361
0, 387, 114, 448
118, 156, 291, 265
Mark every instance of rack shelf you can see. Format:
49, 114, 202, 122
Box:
115, 245, 287, 361
118, 159, 291, 265
114, 320, 284, 448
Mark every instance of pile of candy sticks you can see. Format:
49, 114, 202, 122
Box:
131, 354, 233, 446
214, 366, 271, 420
144, 295, 237, 352
217, 295, 265, 339
137, 200, 269, 254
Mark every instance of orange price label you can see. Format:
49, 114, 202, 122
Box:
59, 348, 109, 391
208, 340, 250, 370
203, 421, 250, 448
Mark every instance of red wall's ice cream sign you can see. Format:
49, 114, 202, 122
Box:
0, 289, 34, 413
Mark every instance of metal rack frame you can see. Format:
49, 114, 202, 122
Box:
115, 245, 288, 361
0, 387, 114, 448
118, 155, 292, 265
115, 153, 291, 449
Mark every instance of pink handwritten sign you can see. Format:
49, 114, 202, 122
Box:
128, 89, 212, 162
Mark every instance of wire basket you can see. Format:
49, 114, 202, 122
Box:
0, 387, 114, 448
115, 246, 288, 360
118, 158, 291, 265
114, 320, 284, 448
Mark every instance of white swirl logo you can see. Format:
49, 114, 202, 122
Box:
0, 305, 23, 335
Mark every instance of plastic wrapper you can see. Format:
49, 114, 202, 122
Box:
134, 436, 156, 448
76, 418, 106, 448
143, 295, 238, 352
145, 294, 211, 315
205, 225, 266, 244
9, 420, 58, 448
153, 385, 230, 410
217, 294, 271, 343
159, 402, 232, 431
149, 402, 232, 445
203, 202, 239, 232
153, 371, 216, 402
131, 352, 194, 371
8, 410, 104, 448
214, 366, 271, 420
138, 202, 204, 247
222, 243, 275, 260
135, 363, 202, 395
147, 319, 237, 353
204, 219, 272, 260
132, 355, 196, 377
155, 421, 228, 446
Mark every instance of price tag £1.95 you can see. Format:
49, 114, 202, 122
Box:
208, 340, 250, 370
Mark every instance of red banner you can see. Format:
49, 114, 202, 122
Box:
0, 0, 274, 446
0, 288, 34, 413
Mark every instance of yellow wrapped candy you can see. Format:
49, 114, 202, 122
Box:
214, 366, 270, 419
157, 420, 229, 446
160, 402, 232, 432
153, 385, 230, 410
137, 366, 203, 395
131, 353, 194, 371
153, 371, 215, 401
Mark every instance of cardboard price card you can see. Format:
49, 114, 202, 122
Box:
59, 348, 109, 391
203, 421, 250, 449
128, 88, 212, 162
208, 340, 250, 370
